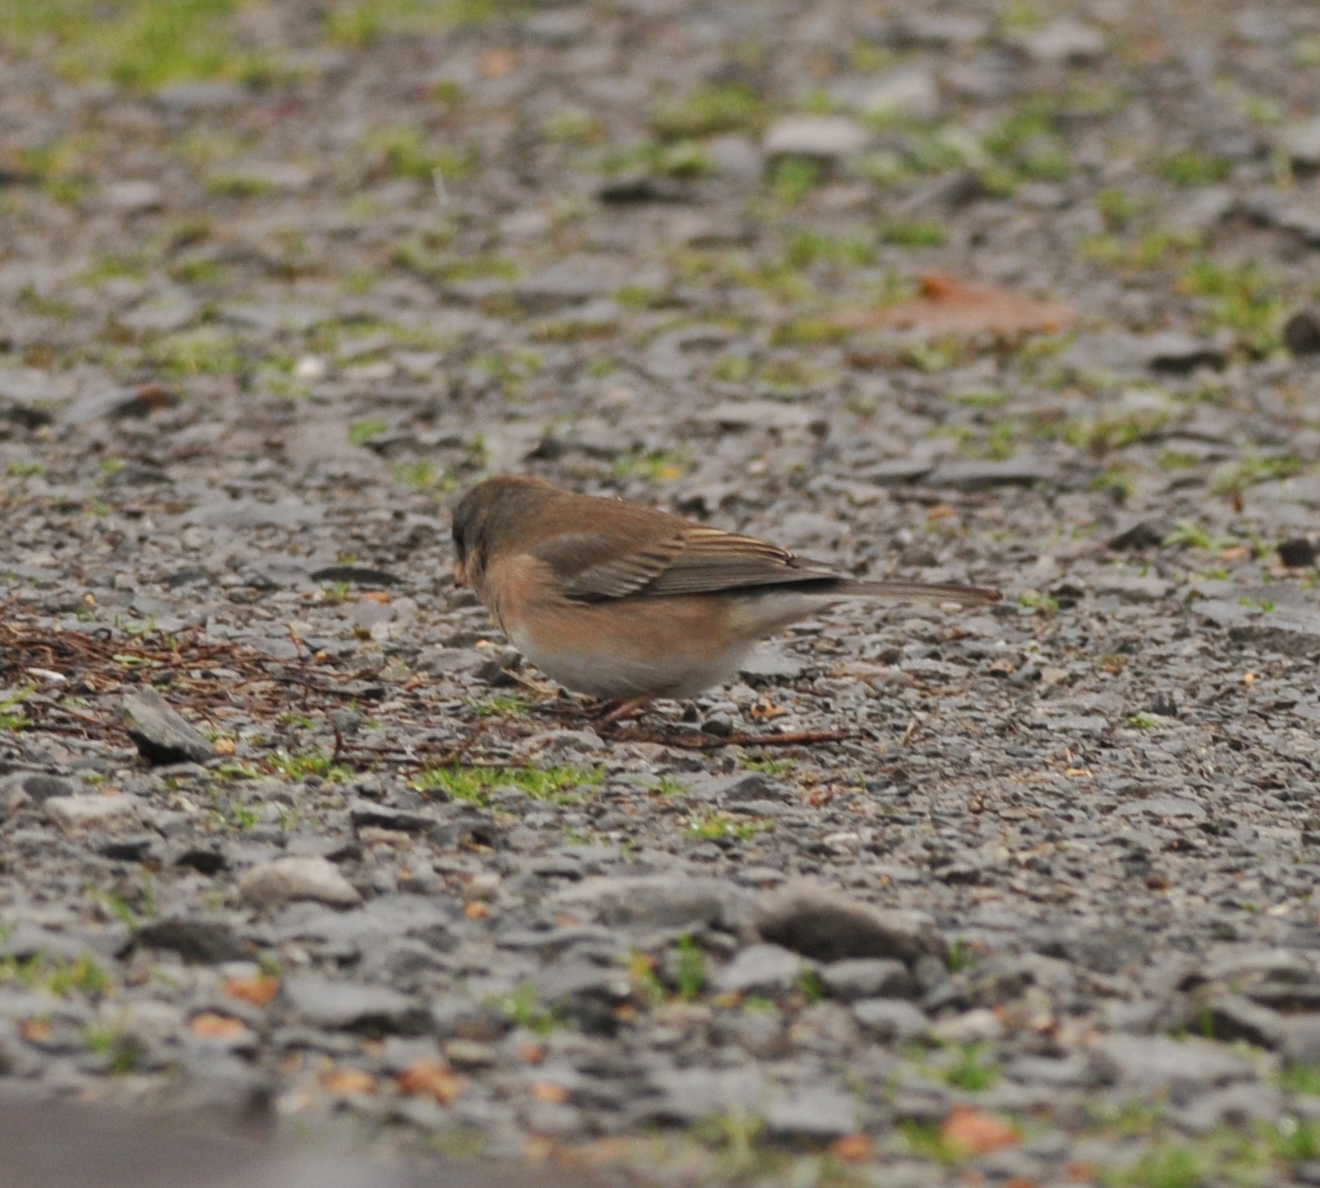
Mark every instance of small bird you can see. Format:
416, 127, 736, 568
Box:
451, 475, 1000, 720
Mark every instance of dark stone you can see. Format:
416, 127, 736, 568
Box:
350, 799, 446, 835
1284, 310, 1320, 355
174, 847, 228, 875
136, 918, 249, 964
1108, 517, 1169, 551
1279, 538, 1319, 568
924, 458, 1061, 489
307, 564, 400, 587
121, 690, 215, 765
4, 774, 77, 804
755, 882, 945, 965
100, 836, 155, 862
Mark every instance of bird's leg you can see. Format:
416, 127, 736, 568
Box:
590, 697, 652, 725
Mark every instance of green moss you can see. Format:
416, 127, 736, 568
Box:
322, 0, 494, 48
771, 318, 850, 347
0, 0, 264, 88
1211, 455, 1302, 498
651, 85, 765, 139
496, 983, 556, 1033
1108, 1143, 1203, 1188
941, 1043, 998, 1091
1097, 188, 1142, 228
147, 329, 243, 378
0, 952, 109, 997
206, 173, 271, 198
393, 461, 456, 492
411, 764, 603, 806
767, 156, 820, 206
1178, 258, 1286, 355
1163, 520, 1228, 551
612, 447, 691, 481
881, 220, 947, 247
0, 685, 35, 732
784, 230, 876, 269
544, 109, 605, 146
348, 418, 389, 445
1159, 149, 1232, 187
675, 934, 706, 1000
269, 749, 351, 782
687, 809, 773, 842
1279, 1064, 1320, 1096
366, 126, 478, 181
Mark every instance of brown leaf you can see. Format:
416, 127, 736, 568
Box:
189, 1012, 248, 1038
941, 1106, 1020, 1155
480, 49, 516, 78
530, 1082, 571, 1103
321, 1068, 376, 1096
397, 1060, 467, 1104
464, 901, 491, 920
830, 1134, 875, 1163
225, 975, 280, 1006
845, 274, 1074, 337
20, 1019, 51, 1044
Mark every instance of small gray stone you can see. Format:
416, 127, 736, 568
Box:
1, 773, 76, 807
135, 918, 248, 965
549, 875, 753, 932
99, 181, 163, 213
713, 944, 803, 995
852, 998, 931, 1041
924, 458, 1061, 489
153, 81, 247, 112
646, 1066, 766, 1123
1008, 18, 1107, 63
821, 958, 914, 1001
1283, 118, 1320, 168
756, 882, 945, 964
280, 975, 419, 1031
121, 689, 215, 765
44, 794, 140, 835
858, 67, 940, 122
1090, 1034, 1256, 1101
238, 857, 362, 909
763, 116, 869, 159
762, 1085, 859, 1138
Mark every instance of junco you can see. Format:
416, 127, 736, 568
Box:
452, 475, 999, 718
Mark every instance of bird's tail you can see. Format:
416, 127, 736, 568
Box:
839, 579, 1001, 606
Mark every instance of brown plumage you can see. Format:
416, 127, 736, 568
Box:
451, 475, 999, 710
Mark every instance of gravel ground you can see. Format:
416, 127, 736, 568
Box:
6, 1, 1320, 1184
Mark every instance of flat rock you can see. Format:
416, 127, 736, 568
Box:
762, 1085, 859, 1138
99, 181, 163, 213
1008, 18, 1107, 63
712, 944, 803, 995
44, 794, 140, 834
1283, 117, 1320, 167
121, 689, 215, 765
755, 882, 945, 964
280, 975, 418, 1031
821, 958, 914, 1001
851, 998, 931, 1040
924, 458, 1061, 489
646, 1065, 766, 1123
548, 875, 753, 931
135, 918, 248, 965
763, 116, 869, 159
1090, 1035, 1256, 1100
238, 857, 362, 909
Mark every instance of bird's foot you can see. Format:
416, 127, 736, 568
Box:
588, 697, 652, 726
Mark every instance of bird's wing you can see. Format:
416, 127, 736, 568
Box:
532, 527, 833, 603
